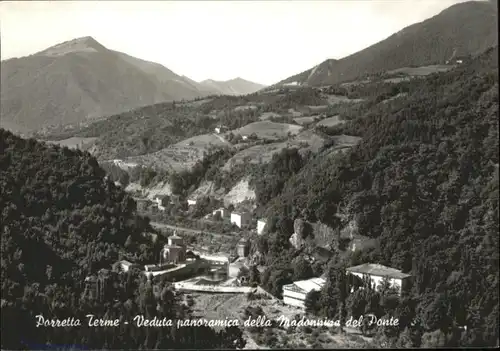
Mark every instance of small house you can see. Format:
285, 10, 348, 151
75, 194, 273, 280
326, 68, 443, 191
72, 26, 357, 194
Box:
118, 260, 141, 273
213, 207, 230, 219
231, 211, 252, 228
187, 198, 197, 206
215, 125, 228, 134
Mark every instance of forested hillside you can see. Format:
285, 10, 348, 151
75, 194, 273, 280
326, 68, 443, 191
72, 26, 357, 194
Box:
0, 130, 245, 349
275, 0, 498, 87
253, 46, 499, 347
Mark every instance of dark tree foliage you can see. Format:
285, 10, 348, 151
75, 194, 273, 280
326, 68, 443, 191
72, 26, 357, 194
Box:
0, 130, 245, 350
169, 147, 235, 196
261, 47, 499, 347
250, 147, 304, 207
99, 162, 130, 187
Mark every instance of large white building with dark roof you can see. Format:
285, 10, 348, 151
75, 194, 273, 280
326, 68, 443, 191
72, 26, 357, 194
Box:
346, 263, 412, 295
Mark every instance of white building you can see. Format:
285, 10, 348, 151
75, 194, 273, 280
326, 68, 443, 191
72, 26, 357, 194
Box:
345, 263, 411, 295
153, 195, 168, 211
257, 219, 267, 235
153, 196, 162, 206
215, 126, 228, 134
118, 260, 140, 273
187, 199, 197, 206
198, 253, 230, 277
231, 211, 252, 228
213, 207, 230, 219
282, 277, 326, 309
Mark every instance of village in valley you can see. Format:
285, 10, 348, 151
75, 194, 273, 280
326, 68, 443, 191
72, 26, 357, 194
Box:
2, 1, 497, 349
83, 119, 417, 348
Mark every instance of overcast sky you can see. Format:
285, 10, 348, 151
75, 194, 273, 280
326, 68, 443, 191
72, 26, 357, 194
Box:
0, 0, 472, 85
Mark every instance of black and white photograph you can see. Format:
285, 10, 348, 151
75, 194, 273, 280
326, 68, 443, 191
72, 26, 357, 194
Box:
0, 0, 498, 349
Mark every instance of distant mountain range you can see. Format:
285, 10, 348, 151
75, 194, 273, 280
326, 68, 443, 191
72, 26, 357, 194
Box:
199, 78, 266, 96
0, 37, 265, 134
275, 0, 498, 87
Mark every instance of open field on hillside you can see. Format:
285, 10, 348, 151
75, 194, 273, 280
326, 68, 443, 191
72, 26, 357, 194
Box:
222, 142, 292, 171
44, 137, 98, 150
325, 94, 364, 104
126, 133, 230, 171
223, 131, 327, 170
330, 134, 362, 147
126, 147, 203, 172
306, 105, 329, 113
293, 116, 318, 126
178, 98, 213, 108
259, 112, 281, 120
232, 121, 303, 140
234, 105, 259, 112
287, 108, 303, 117
176, 133, 230, 147
383, 77, 412, 83
316, 115, 346, 127
339, 79, 371, 87
387, 64, 453, 76
292, 130, 329, 153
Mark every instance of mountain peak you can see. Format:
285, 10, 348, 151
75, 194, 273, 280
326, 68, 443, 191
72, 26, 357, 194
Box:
36, 36, 107, 57
275, 0, 497, 87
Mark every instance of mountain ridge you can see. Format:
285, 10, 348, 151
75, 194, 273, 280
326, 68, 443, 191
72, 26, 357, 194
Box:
275, 0, 498, 87
199, 77, 266, 96
0, 37, 264, 135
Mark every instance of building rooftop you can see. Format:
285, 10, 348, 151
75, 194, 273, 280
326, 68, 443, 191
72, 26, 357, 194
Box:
166, 245, 184, 250
119, 260, 134, 266
284, 277, 326, 294
232, 211, 250, 216
346, 263, 411, 279
199, 253, 230, 263
85, 275, 97, 282
144, 263, 189, 277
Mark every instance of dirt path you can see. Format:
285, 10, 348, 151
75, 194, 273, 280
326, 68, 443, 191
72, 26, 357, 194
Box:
212, 133, 227, 144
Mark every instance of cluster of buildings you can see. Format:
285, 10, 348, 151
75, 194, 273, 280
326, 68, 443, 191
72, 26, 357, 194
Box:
282, 263, 412, 310
211, 206, 268, 234
153, 194, 196, 211
83, 233, 251, 300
